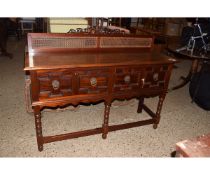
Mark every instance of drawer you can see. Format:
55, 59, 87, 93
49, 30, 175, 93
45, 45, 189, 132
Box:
113, 67, 142, 92
142, 65, 169, 90
77, 68, 110, 94
37, 69, 74, 99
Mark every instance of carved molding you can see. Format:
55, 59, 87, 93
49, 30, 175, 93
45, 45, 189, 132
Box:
67, 27, 126, 35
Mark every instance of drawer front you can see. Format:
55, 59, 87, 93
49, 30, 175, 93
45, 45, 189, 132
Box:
77, 68, 110, 94
142, 65, 169, 90
37, 69, 74, 99
113, 67, 142, 92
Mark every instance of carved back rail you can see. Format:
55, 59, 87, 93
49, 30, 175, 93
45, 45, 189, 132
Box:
27, 33, 154, 53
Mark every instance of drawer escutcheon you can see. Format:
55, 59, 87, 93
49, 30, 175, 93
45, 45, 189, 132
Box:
90, 77, 97, 87
52, 80, 60, 90
153, 73, 159, 81
124, 75, 131, 83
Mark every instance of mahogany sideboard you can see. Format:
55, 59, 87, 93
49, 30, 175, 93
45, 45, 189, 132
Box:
24, 33, 176, 151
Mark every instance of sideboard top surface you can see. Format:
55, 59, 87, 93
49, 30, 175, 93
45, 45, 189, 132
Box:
24, 51, 176, 71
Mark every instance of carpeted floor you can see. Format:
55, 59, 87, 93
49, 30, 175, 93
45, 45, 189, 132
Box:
0, 38, 210, 157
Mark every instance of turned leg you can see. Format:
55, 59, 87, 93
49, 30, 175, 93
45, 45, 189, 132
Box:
153, 95, 165, 129
34, 106, 43, 151
102, 102, 111, 139
137, 97, 144, 113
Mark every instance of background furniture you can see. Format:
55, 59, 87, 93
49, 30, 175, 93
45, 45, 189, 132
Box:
95, 18, 132, 30
167, 44, 210, 91
47, 18, 89, 33
19, 18, 35, 36
0, 18, 14, 58
7, 18, 20, 40
176, 133, 210, 157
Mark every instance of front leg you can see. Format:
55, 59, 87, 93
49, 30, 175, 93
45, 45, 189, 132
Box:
34, 106, 43, 151
137, 97, 144, 113
102, 102, 111, 139
153, 95, 165, 129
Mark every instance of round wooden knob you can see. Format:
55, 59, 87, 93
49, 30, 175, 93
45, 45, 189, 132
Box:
52, 80, 60, 90
124, 75, 131, 83
90, 77, 97, 87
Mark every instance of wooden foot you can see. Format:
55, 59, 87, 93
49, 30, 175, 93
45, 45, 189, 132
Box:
153, 124, 158, 129
171, 151, 177, 157
102, 133, 107, 139
38, 145, 43, 152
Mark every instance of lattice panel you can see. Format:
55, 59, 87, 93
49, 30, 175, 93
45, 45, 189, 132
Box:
100, 37, 152, 48
31, 37, 98, 49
